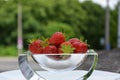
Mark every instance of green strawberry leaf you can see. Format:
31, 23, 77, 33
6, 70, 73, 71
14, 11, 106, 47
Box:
61, 44, 75, 53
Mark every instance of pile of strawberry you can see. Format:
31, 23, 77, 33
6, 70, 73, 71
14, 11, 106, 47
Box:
28, 32, 88, 54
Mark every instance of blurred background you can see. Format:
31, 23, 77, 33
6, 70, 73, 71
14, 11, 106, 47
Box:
0, 0, 120, 73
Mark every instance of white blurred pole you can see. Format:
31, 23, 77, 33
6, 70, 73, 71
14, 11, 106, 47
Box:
105, 0, 110, 50
118, 0, 120, 48
17, 0, 23, 54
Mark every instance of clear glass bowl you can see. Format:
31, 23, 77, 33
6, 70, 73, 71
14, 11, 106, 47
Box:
32, 53, 87, 72
19, 49, 98, 80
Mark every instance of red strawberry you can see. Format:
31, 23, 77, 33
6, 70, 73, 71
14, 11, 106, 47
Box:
69, 38, 80, 44
58, 41, 75, 53
28, 39, 43, 54
72, 42, 88, 53
49, 32, 65, 46
42, 45, 57, 53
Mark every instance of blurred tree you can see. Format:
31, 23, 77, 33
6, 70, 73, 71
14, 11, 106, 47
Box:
0, 0, 118, 50
0, 0, 17, 45
81, 1, 105, 49
110, 6, 118, 48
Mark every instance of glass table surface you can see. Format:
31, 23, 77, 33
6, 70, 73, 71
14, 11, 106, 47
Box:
0, 70, 120, 80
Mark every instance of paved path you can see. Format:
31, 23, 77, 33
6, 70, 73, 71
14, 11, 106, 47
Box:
0, 57, 19, 72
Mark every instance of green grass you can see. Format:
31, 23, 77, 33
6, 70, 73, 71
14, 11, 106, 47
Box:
0, 45, 18, 56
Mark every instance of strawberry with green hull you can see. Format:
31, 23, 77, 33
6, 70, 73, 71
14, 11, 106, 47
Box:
49, 32, 65, 46
42, 45, 61, 60
69, 38, 88, 53
72, 42, 88, 53
42, 45, 57, 54
58, 41, 75, 53
28, 32, 88, 60
56, 41, 75, 60
69, 38, 80, 44
28, 39, 43, 54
